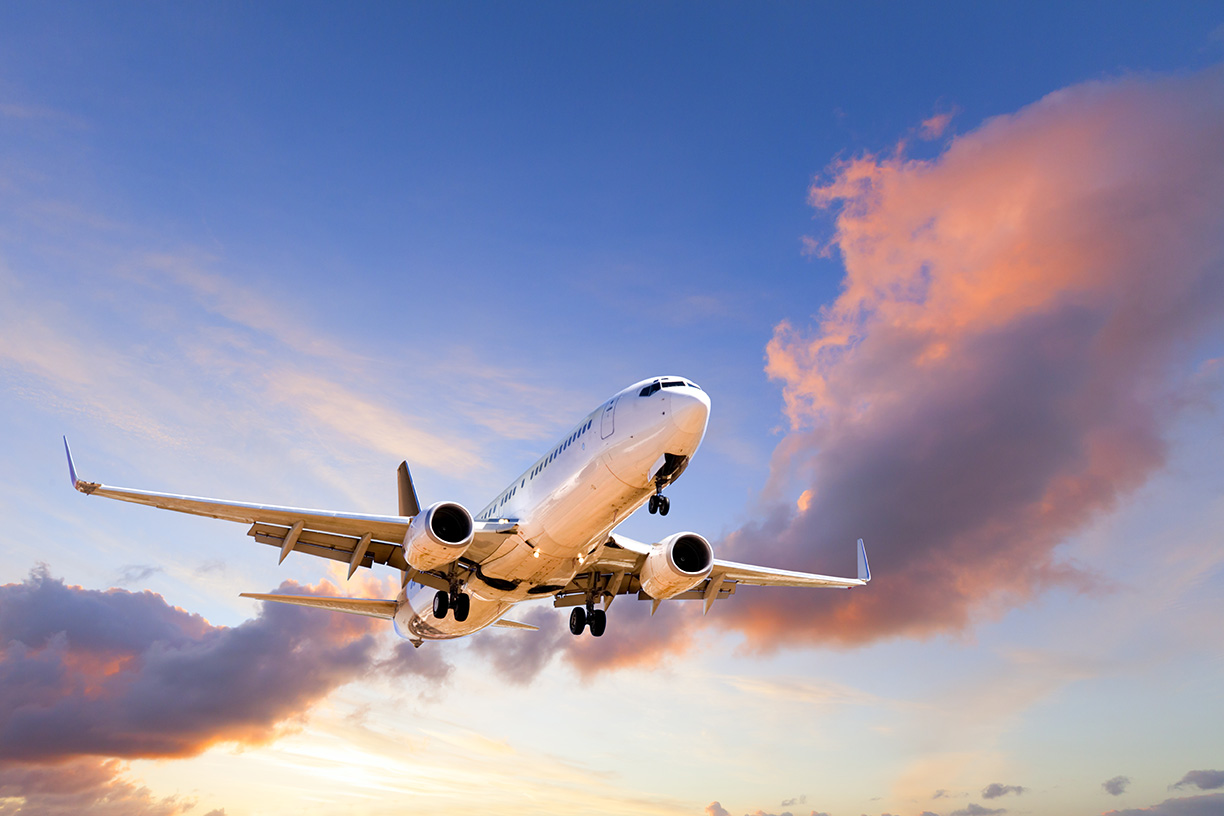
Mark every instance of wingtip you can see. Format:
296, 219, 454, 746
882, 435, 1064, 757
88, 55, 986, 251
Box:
63, 436, 79, 489
856, 538, 871, 583
63, 437, 99, 494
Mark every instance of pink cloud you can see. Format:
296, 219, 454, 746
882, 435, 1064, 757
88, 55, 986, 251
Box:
714, 67, 1224, 650
919, 110, 956, 140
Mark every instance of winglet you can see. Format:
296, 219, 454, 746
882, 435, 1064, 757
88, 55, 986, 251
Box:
63, 436, 79, 489
63, 437, 99, 494
856, 538, 871, 583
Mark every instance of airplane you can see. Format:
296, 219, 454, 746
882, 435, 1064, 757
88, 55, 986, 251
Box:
65, 376, 870, 646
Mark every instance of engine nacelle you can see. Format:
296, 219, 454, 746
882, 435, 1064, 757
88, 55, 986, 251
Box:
640, 532, 713, 600
402, 501, 474, 572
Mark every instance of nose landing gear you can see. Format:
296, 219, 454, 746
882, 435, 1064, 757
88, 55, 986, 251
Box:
647, 489, 670, 516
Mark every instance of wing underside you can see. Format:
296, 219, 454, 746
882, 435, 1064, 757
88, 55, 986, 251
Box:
555, 534, 869, 612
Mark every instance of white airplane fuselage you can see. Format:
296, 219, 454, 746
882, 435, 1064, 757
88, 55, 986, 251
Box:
394, 377, 710, 641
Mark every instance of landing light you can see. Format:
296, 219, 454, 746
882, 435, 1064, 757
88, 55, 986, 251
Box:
533, 550, 540, 558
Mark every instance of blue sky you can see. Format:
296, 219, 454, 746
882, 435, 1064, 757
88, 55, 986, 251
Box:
1, 4, 1223, 816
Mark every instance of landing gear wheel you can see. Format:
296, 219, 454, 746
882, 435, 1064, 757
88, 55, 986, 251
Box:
588, 608, 607, 637
569, 606, 587, 635
432, 590, 450, 619
658, 496, 670, 516
453, 593, 471, 622
648, 495, 659, 515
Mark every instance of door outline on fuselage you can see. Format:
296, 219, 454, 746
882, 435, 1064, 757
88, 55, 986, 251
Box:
600, 396, 619, 439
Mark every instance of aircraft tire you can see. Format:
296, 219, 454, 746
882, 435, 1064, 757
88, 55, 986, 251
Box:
569, 606, 587, 635
659, 497, 670, 516
432, 590, 450, 619
648, 495, 658, 514
453, 593, 471, 622
588, 609, 607, 637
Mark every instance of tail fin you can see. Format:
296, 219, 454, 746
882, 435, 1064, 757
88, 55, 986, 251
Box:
856, 538, 871, 582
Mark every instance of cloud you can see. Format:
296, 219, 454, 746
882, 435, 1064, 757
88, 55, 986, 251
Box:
1105, 776, 1133, 796
377, 640, 455, 682
466, 605, 570, 684
114, 565, 164, 586
981, 783, 1026, 799
919, 110, 956, 140
1172, 770, 1224, 791
709, 66, 1224, 651
0, 565, 488, 807
1103, 793, 1224, 816
0, 758, 204, 816
0, 566, 446, 806
950, 805, 1006, 816
705, 803, 731, 816
0, 566, 385, 763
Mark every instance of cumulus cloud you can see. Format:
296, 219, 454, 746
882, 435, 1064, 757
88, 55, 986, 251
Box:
981, 783, 1026, 799
709, 66, 1224, 650
1103, 793, 1224, 816
483, 68, 1224, 678
1105, 776, 1134, 796
705, 803, 732, 816
0, 566, 429, 808
1172, 770, 1224, 791
0, 566, 383, 763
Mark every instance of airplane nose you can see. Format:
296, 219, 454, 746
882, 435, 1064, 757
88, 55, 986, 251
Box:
670, 389, 710, 435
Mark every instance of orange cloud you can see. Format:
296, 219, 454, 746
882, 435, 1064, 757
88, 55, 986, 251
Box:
0, 568, 385, 764
726, 67, 1224, 649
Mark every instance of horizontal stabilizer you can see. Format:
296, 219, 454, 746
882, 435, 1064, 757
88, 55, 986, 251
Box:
491, 618, 538, 631
240, 592, 397, 619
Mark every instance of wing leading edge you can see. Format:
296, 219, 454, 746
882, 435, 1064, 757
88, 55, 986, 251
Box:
61, 438, 508, 576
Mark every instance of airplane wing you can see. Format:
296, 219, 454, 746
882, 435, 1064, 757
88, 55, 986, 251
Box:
239, 592, 539, 631
63, 438, 511, 578
559, 532, 870, 612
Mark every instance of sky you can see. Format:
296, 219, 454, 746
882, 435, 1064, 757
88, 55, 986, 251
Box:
1, 3, 1223, 815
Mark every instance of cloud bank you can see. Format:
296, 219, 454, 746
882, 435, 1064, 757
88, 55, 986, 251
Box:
714, 66, 1224, 650
0, 567, 437, 810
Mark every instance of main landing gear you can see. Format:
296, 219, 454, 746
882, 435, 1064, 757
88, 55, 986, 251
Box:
432, 588, 471, 622
647, 493, 670, 516
568, 604, 606, 637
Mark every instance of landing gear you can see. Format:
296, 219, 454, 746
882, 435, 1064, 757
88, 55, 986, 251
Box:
453, 592, 471, 623
588, 608, 607, 637
647, 494, 670, 516
569, 603, 607, 637
569, 606, 587, 635
432, 590, 449, 619
432, 587, 471, 622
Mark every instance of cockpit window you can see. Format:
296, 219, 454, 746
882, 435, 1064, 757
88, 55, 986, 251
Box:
661, 380, 685, 388
639, 381, 662, 397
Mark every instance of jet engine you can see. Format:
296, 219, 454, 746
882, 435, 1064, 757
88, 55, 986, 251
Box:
402, 502, 474, 571
640, 532, 713, 600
